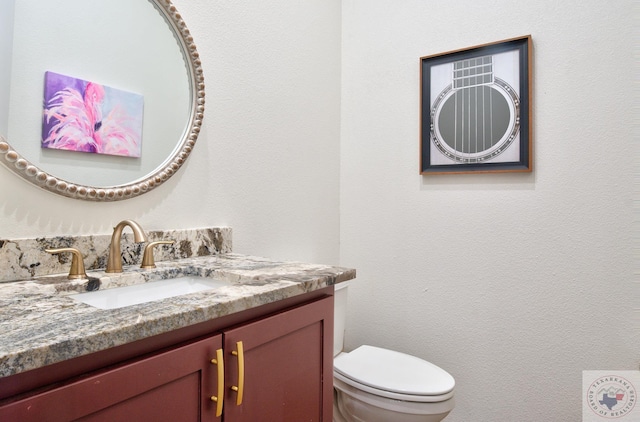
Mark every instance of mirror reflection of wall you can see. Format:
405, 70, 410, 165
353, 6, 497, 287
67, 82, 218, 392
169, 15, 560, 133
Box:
0, 0, 15, 136
4, 0, 190, 187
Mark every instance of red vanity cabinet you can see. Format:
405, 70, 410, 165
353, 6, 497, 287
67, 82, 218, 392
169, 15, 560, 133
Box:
223, 294, 333, 421
0, 289, 334, 422
0, 334, 222, 421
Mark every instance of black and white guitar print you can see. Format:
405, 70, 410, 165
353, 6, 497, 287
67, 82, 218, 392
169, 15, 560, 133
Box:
430, 55, 520, 164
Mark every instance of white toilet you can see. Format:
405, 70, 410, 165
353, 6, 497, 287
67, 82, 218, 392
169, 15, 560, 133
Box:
333, 282, 455, 422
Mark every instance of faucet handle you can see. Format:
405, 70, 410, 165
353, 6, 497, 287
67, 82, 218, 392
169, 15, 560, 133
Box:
46, 248, 87, 280
141, 241, 175, 269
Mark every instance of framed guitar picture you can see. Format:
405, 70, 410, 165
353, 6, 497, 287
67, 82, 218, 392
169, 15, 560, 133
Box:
420, 36, 532, 174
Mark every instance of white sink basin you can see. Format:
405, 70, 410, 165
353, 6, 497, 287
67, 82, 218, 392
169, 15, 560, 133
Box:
70, 276, 230, 309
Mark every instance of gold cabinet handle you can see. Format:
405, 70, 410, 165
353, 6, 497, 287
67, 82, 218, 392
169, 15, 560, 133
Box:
230, 341, 244, 406
209, 348, 224, 417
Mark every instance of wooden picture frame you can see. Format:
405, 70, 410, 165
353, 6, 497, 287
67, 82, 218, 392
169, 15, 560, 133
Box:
420, 36, 532, 174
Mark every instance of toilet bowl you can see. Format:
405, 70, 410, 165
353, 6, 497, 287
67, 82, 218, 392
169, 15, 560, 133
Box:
333, 283, 455, 422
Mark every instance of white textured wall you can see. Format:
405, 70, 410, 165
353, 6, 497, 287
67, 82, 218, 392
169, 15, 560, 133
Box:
0, 0, 342, 265
340, 1, 637, 421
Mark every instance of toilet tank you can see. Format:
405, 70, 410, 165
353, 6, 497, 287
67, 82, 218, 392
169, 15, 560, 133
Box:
333, 281, 349, 357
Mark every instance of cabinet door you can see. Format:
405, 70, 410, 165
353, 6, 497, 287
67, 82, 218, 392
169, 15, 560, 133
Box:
223, 295, 333, 422
0, 334, 223, 422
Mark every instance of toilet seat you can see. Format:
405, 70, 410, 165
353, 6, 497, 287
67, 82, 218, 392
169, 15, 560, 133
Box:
334, 345, 455, 402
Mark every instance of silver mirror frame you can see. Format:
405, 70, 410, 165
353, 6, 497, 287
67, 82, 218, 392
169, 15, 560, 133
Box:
0, 0, 204, 201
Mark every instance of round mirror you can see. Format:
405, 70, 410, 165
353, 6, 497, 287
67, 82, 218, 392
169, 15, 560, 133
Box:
0, 0, 204, 201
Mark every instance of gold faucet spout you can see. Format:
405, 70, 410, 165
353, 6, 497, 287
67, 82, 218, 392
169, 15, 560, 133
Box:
106, 220, 148, 273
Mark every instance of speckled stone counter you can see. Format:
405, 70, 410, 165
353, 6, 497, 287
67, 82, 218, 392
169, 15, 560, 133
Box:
0, 254, 355, 378
0, 227, 232, 283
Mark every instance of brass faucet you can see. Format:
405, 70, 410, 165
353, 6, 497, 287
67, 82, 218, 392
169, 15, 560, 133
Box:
141, 240, 174, 269
106, 220, 148, 273
45, 247, 88, 279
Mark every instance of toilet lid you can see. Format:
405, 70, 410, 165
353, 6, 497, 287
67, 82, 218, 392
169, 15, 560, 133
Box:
334, 345, 455, 396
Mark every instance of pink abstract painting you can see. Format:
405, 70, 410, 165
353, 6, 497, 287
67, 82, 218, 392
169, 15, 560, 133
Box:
42, 71, 143, 158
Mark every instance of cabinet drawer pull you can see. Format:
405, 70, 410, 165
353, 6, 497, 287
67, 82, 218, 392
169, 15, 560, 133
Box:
231, 341, 245, 406
210, 348, 224, 417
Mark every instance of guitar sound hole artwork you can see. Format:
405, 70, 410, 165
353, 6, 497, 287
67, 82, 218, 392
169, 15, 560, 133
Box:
420, 36, 531, 174
430, 55, 520, 164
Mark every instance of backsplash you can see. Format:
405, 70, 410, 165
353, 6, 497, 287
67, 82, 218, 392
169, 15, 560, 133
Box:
0, 227, 232, 283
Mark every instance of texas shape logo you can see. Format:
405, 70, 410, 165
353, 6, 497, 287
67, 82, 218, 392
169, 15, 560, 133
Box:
584, 372, 638, 420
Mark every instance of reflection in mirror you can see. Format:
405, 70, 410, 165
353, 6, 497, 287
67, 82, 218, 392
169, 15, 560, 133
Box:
0, 0, 204, 201
0, 0, 15, 136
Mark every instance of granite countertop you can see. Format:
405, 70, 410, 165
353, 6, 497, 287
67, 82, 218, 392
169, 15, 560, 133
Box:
0, 253, 355, 378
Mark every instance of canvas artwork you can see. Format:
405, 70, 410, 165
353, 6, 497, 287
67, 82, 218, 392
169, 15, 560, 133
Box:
42, 71, 143, 158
